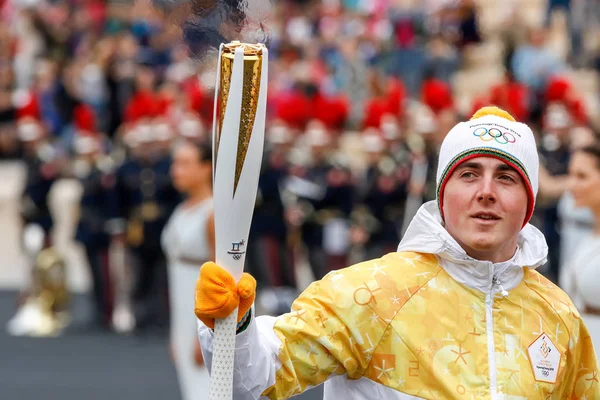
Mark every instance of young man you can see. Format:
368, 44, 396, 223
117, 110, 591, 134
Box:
195, 107, 599, 399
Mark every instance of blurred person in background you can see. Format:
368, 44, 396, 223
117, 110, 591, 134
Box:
423, 33, 459, 84
544, 0, 585, 66
70, 127, 118, 330
511, 27, 565, 102
543, 75, 589, 127
420, 68, 454, 116
487, 70, 532, 124
17, 116, 61, 248
286, 121, 355, 280
161, 140, 213, 400
28, 58, 55, 128
353, 127, 411, 260
273, 78, 313, 131
54, 61, 95, 151
380, 114, 412, 165
304, 81, 349, 133
387, 3, 428, 96
124, 63, 160, 124
332, 39, 368, 127
106, 32, 140, 137
536, 103, 575, 283
115, 119, 180, 332
558, 126, 597, 291
362, 72, 406, 130
408, 104, 441, 203
565, 141, 600, 348
77, 38, 113, 134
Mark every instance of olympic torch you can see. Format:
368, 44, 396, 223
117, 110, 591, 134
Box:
210, 41, 268, 399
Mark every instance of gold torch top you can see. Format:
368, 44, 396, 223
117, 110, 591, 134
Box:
222, 41, 264, 57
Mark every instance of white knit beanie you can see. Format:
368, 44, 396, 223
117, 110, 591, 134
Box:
436, 107, 539, 227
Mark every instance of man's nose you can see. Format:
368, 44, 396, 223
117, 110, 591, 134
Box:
477, 176, 496, 202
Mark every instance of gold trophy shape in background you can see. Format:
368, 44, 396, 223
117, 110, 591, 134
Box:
209, 41, 268, 399
6, 224, 70, 337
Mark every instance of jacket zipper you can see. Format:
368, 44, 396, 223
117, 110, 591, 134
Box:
487, 275, 502, 399
493, 276, 509, 297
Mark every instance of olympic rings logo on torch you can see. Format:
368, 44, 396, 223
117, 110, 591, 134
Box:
473, 127, 516, 145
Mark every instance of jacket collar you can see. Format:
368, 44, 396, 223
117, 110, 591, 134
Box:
397, 201, 548, 294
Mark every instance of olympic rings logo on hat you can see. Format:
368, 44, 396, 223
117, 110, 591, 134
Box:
473, 127, 516, 144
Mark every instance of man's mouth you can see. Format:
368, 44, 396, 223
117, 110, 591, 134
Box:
472, 213, 501, 220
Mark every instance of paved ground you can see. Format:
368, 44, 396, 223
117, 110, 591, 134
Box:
0, 291, 180, 400
0, 290, 323, 400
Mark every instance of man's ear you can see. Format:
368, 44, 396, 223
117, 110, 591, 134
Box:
439, 201, 446, 227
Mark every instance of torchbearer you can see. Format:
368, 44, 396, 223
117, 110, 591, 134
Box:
195, 103, 600, 397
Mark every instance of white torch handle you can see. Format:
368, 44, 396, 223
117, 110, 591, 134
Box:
209, 312, 238, 400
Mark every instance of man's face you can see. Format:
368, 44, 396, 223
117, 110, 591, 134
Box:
442, 157, 528, 263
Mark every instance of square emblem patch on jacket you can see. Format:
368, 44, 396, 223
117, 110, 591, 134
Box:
528, 332, 561, 384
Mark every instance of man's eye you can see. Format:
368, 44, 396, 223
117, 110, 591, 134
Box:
499, 175, 516, 182
461, 172, 475, 179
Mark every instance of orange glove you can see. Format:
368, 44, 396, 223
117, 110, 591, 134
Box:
194, 262, 256, 329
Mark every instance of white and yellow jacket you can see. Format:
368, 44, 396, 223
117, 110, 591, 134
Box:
198, 201, 599, 399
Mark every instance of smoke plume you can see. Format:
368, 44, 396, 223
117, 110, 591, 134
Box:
153, 0, 274, 57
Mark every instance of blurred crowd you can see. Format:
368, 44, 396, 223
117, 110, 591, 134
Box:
1, 0, 600, 333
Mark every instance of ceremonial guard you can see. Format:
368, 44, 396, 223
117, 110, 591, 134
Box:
17, 117, 61, 245
115, 120, 180, 330
354, 129, 411, 260
286, 122, 355, 280
71, 129, 119, 329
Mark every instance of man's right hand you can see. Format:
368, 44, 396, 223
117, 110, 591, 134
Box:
194, 262, 256, 329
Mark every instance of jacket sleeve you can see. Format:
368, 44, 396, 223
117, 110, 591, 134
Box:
561, 316, 600, 399
197, 262, 392, 400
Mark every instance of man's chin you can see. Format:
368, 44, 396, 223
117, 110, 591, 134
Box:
465, 236, 499, 253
